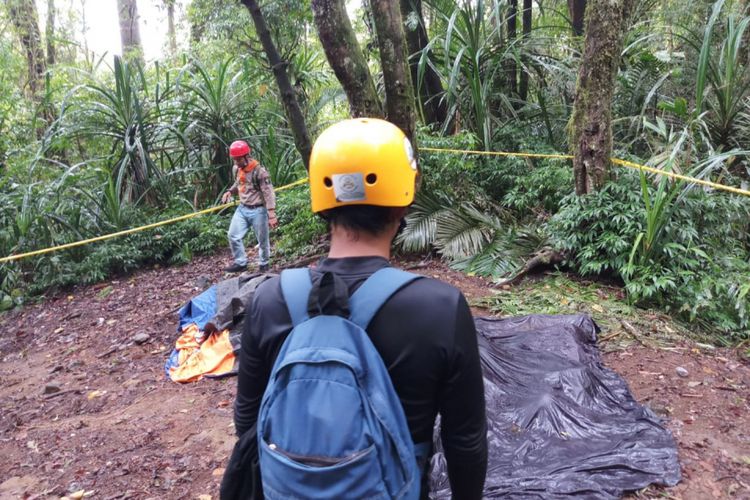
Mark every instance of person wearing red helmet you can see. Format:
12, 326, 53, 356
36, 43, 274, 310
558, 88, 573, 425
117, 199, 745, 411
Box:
222, 140, 278, 273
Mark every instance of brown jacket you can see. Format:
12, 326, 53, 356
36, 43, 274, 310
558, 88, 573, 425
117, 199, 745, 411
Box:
230, 162, 276, 210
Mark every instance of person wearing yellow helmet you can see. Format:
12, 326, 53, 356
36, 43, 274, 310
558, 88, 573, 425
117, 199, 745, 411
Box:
232, 119, 487, 499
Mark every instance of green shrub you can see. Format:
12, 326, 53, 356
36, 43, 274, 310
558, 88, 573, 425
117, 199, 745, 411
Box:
9, 209, 227, 297
417, 130, 480, 198
548, 171, 750, 339
496, 157, 573, 213
548, 173, 644, 276
274, 185, 326, 260
418, 129, 572, 214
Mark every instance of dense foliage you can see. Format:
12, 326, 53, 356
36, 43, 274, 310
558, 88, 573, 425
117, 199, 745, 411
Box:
0, 0, 748, 341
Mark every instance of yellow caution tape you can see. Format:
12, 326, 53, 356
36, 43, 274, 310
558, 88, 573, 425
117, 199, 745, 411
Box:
4, 146, 749, 265
423, 147, 573, 161
421, 147, 750, 198
0, 177, 309, 264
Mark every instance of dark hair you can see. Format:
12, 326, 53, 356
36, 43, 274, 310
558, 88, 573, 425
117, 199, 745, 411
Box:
319, 205, 402, 236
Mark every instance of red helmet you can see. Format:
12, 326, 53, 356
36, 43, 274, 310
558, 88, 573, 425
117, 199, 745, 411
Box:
229, 140, 251, 158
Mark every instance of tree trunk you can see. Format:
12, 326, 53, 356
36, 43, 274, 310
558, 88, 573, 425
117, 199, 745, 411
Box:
568, 0, 633, 195
506, 0, 518, 95
190, 14, 205, 44
399, 0, 447, 127
311, 0, 383, 118
45, 0, 55, 66
116, 0, 144, 65
80, 0, 89, 57
5, 0, 47, 96
568, 0, 586, 36
165, 0, 177, 54
240, 0, 312, 170
369, 0, 417, 145
519, 0, 532, 102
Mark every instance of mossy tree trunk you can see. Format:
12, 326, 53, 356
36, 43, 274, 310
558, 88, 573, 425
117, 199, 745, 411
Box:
5, 0, 47, 96
311, 0, 383, 118
241, 0, 312, 170
519, 0, 532, 102
45, 0, 55, 66
568, 0, 633, 195
5, 0, 56, 136
165, 0, 177, 54
399, 0, 447, 128
369, 0, 417, 145
116, 0, 144, 66
506, 0, 518, 96
568, 0, 587, 36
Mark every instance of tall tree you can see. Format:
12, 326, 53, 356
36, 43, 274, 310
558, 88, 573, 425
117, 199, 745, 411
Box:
116, 0, 144, 65
240, 0, 312, 170
568, 0, 633, 195
369, 0, 417, 144
568, 0, 586, 36
399, 0, 447, 127
506, 0, 518, 95
5, 0, 47, 96
165, 0, 177, 54
519, 0, 532, 102
45, 0, 55, 66
311, 0, 383, 118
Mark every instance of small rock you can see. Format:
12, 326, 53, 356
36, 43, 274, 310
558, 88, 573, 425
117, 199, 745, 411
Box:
123, 378, 140, 388
43, 382, 62, 394
676, 366, 689, 378
195, 275, 212, 290
648, 401, 672, 417
133, 333, 150, 345
96, 317, 105, 327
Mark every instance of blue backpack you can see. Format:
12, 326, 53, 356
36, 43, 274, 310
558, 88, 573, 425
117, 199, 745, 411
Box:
257, 267, 429, 500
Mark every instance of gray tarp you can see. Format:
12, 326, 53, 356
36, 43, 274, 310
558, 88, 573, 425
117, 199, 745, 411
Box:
429, 314, 681, 498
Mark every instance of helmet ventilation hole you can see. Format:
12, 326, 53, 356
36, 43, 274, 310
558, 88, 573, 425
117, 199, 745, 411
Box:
366, 173, 377, 184
323, 177, 333, 187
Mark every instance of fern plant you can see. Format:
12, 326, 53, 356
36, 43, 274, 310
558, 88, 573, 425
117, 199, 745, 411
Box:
397, 190, 547, 278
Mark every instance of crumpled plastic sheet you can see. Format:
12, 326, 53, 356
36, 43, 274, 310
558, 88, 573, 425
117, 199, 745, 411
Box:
429, 315, 681, 499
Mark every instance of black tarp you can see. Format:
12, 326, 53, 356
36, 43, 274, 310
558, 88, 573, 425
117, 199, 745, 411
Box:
429, 314, 681, 499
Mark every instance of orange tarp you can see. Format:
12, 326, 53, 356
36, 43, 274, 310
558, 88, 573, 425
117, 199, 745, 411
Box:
168, 323, 236, 383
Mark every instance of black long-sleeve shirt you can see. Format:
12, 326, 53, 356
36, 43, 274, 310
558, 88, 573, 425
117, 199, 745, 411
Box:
234, 256, 487, 499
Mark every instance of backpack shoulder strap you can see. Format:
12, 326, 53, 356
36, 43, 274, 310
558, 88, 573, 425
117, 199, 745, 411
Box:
251, 164, 262, 192
349, 267, 421, 330
280, 268, 313, 327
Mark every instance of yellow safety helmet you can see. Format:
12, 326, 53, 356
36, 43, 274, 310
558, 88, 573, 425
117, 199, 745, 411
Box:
309, 118, 418, 213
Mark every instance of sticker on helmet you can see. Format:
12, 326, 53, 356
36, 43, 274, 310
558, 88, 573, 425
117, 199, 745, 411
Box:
404, 138, 417, 170
332, 173, 366, 202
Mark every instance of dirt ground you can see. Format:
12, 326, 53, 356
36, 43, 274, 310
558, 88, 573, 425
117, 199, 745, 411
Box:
1, 252, 748, 499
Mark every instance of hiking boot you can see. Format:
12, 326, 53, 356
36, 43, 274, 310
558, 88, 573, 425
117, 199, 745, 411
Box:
224, 263, 247, 273
259, 264, 270, 273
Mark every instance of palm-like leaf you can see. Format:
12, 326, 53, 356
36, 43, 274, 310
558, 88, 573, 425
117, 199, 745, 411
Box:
178, 57, 252, 192
396, 190, 453, 252
434, 203, 493, 258
67, 57, 172, 205
423, 0, 515, 148
399, 189, 546, 279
